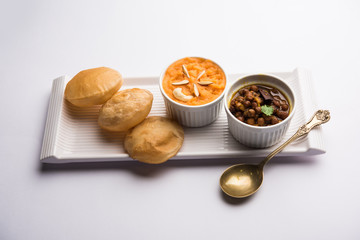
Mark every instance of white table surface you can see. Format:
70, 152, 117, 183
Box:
1, 0, 359, 239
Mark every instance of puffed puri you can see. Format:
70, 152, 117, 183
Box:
124, 116, 184, 164
98, 88, 153, 132
64, 67, 123, 107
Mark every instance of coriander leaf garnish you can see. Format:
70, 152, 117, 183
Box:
261, 105, 274, 116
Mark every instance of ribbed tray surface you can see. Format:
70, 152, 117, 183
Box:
41, 68, 325, 163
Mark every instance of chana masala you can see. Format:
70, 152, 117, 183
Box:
229, 84, 291, 126
162, 57, 226, 106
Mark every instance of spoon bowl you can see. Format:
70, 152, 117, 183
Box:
220, 164, 263, 198
220, 110, 330, 198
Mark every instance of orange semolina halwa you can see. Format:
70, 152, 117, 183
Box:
162, 57, 226, 106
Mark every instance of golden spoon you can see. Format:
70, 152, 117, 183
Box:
220, 110, 331, 198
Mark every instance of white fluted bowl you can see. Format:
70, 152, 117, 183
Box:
159, 57, 227, 127
224, 73, 296, 148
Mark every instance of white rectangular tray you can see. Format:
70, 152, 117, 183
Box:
40, 68, 325, 163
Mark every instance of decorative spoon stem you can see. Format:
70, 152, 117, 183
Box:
259, 110, 330, 169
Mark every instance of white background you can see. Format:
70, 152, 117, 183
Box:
1, 0, 360, 239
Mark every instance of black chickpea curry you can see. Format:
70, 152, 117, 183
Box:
229, 84, 291, 126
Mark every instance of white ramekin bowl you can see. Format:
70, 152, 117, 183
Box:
159, 57, 227, 127
224, 73, 296, 148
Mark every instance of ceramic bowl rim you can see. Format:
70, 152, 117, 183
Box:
224, 73, 296, 130
159, 56, 227, 109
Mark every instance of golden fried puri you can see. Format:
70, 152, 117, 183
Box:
124, 116, 184, 164
64, 67, 123, 107
98, 88, 153, 132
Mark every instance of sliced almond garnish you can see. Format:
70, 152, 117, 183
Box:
171, 80, 189, 85
193, 84, 199, 97
182, 65, 190, 78
198, 81, 213, 86
196, 70, 205, 80
173, 88, 193, 102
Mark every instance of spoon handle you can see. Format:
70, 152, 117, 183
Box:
259, 110, 331, 168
